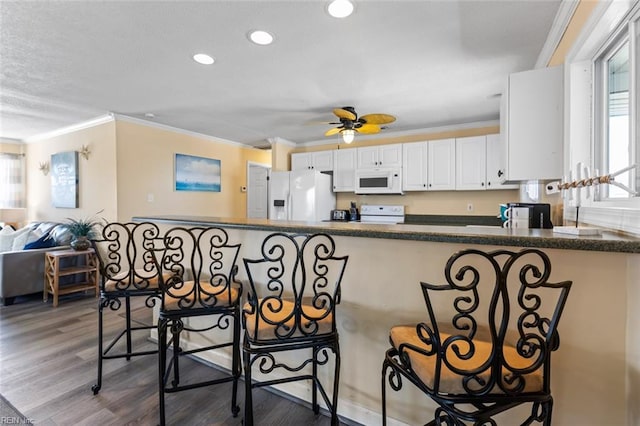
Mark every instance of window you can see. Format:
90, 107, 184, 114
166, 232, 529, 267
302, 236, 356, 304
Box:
0, 153, 26, 208
595, 7, 639, 200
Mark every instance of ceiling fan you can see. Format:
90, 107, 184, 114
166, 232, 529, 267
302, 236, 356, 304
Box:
324, 106, 396, 143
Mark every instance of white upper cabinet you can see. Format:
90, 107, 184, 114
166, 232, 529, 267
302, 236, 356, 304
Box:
357, 144, 402, 169
456, 135, 520, 191
427, 138, 456, 190
500, 65, 563, 182
486, 134, 518, 190
402, 142, 428, 191
291, 151, 334, 172
456, 136, 487, 190
333, 149, 357, 192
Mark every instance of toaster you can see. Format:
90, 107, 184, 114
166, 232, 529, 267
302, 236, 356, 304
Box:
330, 209, 350, 221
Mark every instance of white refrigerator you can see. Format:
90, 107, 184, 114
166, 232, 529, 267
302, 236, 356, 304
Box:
269, 170, 336, 221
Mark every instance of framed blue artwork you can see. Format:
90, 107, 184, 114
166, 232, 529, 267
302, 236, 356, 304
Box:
51, 151, 79, 208
174, 153, 221, 192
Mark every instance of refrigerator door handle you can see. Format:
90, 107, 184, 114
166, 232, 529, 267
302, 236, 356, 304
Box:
287, 192, 292, 220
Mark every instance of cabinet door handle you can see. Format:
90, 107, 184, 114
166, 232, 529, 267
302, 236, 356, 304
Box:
481, 182, 485, 187
497, 170, 503, 177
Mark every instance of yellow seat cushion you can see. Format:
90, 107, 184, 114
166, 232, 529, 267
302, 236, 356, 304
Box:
163, 280, 240, 311
104, 269, 169, 292
243, 298, 334, 341
390, 325, 543, 395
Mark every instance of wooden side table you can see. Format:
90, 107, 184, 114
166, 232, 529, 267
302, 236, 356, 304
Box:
44, 248, 99, 307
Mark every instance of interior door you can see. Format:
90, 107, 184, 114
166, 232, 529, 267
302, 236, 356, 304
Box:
247, 163, 270, 219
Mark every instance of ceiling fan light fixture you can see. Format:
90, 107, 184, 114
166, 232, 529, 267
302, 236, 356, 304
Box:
327, 0, 354, 18
342, 129, 355, 144
193, 53, 215, 65
248, 30, 274, 45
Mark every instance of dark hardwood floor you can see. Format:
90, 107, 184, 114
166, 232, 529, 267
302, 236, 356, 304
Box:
0, 293, 350, 425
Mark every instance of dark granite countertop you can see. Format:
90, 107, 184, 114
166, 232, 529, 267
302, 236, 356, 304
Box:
132, 215, 640, 254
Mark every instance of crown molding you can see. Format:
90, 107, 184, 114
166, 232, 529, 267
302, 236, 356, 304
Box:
23, 115, 114, 143
295, 119, 501, 148
266, 137, 297, 148
112, 113, 259, 149
0, 138, 23, 144
535, 0, 580, 68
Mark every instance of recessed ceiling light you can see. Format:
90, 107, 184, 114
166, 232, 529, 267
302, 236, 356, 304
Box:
327, 0, 354, 18
193, 53, 215, 65
248, 30, 274, 46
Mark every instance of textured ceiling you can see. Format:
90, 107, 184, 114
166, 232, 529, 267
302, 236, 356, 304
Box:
0, 0, 563, 147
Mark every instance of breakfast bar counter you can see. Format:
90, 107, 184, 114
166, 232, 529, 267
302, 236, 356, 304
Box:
134, 215, 640, 426
133, 214, 640, 253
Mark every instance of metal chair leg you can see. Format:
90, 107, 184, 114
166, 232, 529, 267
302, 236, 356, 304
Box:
331, 343, 340, 426
171, 319, 181, 388
125, 296, 132, 360
312, 345, 319, 414
381, 359, 391, 426
243, 347, 254, 426
158, 318, 168, 426
91, 297, 105, 395
543, 400, 553, 426
230, 312, 241, 417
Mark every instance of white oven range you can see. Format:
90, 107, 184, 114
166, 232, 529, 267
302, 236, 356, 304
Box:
359, 205, 405, 224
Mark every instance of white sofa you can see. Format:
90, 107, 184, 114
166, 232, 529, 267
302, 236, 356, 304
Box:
0, 222, 72, 305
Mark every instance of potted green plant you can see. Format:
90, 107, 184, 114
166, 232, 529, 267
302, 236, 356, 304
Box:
62, 216, 101, 251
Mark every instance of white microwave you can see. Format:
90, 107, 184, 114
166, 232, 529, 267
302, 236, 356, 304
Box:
354, 168, 403, 194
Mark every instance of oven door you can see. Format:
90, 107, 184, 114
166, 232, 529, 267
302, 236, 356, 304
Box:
355, 168, 403, 194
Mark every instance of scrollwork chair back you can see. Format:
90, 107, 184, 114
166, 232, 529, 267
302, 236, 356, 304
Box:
242, 232, 348, 426
90, 221, 165, 395
154, 226, 243, 426
382, 248, 572, 425
243, 232, 348, 343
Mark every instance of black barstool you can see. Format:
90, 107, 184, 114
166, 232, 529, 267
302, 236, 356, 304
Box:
242, 232, 348, 425
155, 226, 242, 426
382, 248, 572, 425
91, 221, 165, 395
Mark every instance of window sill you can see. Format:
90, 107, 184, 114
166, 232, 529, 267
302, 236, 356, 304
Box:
563, 205, 640, 236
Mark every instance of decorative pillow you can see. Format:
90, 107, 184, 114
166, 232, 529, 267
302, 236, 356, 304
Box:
25, 227, 44, 245
34, 222, 57, 235
0, 226, 31, 253
50, 224, 72, 245
24, 232, 57, 250
0, 226, 15, 252
11, 227, 32, 251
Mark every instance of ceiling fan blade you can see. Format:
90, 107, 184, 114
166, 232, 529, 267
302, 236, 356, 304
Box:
359, 113, 396, 125
355, 123, 381, 134
306, 120, 342, 126
333, 108, 357, 121
325, 127, 343, 137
